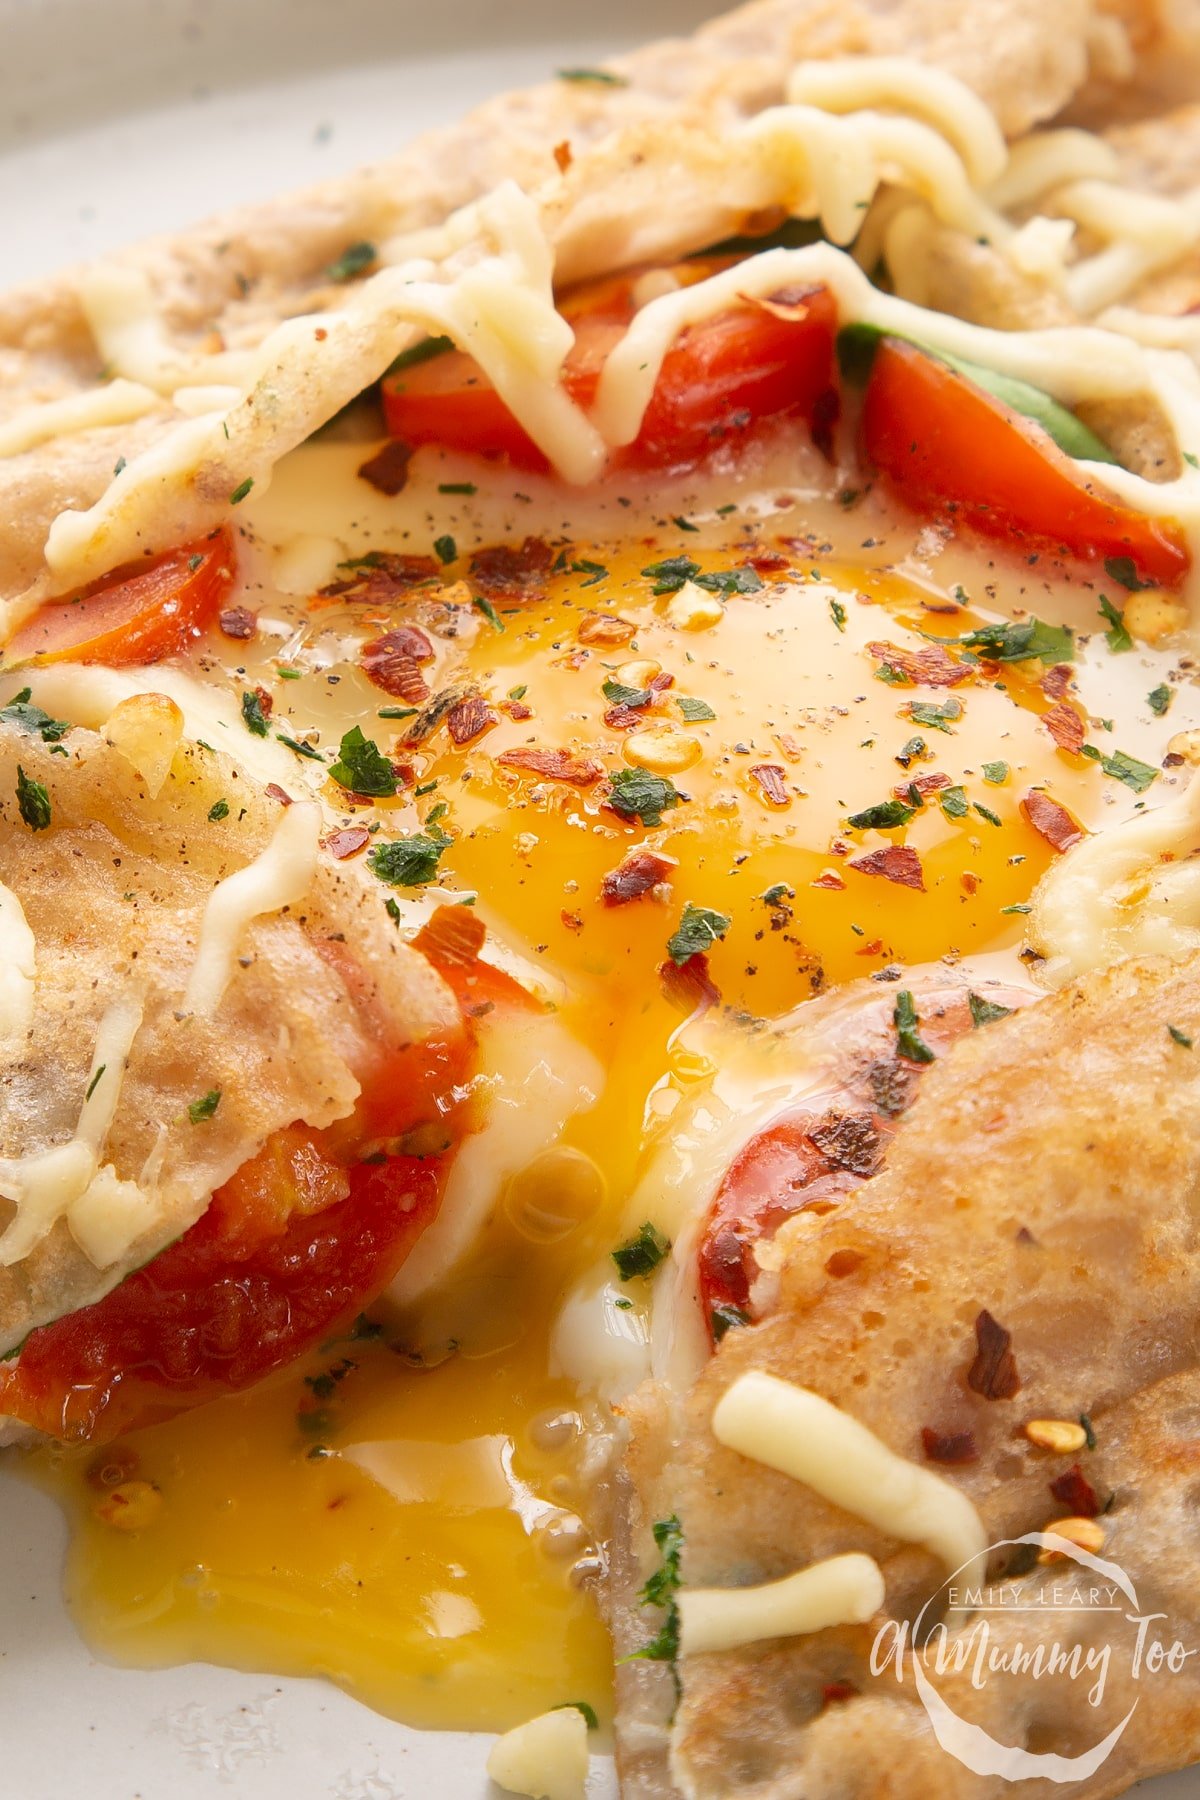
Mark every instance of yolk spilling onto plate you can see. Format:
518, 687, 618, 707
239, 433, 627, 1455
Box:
22, 448, 1152, 1733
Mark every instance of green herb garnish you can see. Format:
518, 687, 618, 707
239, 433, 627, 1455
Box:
330, 726, 397, 797
667, 902, 731, 966
15, 766, 50, 831
188, 1089, 222, 1123
607, 767, 681, 827
894, 990, 935, 1064
613, 1222, 671, 1282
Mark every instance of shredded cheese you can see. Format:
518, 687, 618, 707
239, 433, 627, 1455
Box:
677, 1552, 885, 1656
0, 989, 144, 1266
485, 1706, 589, 1800
787, 57, 1007, 188
0, 379, 159, 459
1029, 772, 1200, 985
0, 881, 36, 1049
183, 800, 321, 1018
712, 1372, 987, 1588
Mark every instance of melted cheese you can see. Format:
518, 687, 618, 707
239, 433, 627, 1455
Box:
712, 1372, 987, 1587
786, 57, 1007, 188
184, 800, 321, 1018
485, 1706, 589, 1800
0, 880, 36, 1049
0, 379, 159, 458
677, 1552, 885, 1656
77, 264, 254, 393
0, 989, 144, 1266
1030, 771, 1200, 985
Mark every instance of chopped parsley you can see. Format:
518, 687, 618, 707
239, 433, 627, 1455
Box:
188, 1088, 222, 1123
969, 992, 1013, 1028
207, 798, 230, 822
552, 1702, 599, 1731
939, 785, 969, 820
711, 1302, 750, 1342
874, 661, 910, 686
368, 826, 451, 887
607, 767, 681, 827
557, 66, 629, 85
329, 726, 398, 797
472, 593, 505, 633
628, 1514, 683, 1663
378, 705, 418, 720
676, 696, 716, 722
672, 514, 699, 533
571, 559, 609, 587
830, 597, 847, 633
894, 989, 935, 1064
1098, 595, 1133, 652
1080, 1413, 1098, 1450
895, 736, 925, 769
846, 798, 914, 830
1100, 748, 1158, 795
640, 554, 761, 597
955, 617, 1074, 665
974, 801, 1002, 827
667, 902, 731, 966
384, 897, 402, 926
1185, 452, 1199, 470
1169, 1025, 1193, 1049
241, 689, 270, 736
612, 1222, 671, 1282
385, 334, 453, 376
760, 882, 792, 907
1001, 902, 1032, 915
433, 534, 457, 565
326, 240, 376, 282
908, 696, 962, 732
438, 481, 477, 496
1102, 555, 1155, 592
0, 688, 70, 742
276, 732, 325, 762
84, 1065, 106, 1103
982, 760, 1009, 784
15, 767, 50, 832
1148, 684, 1173, 717
508, 685, 527, 702
229, 476, 254, 505
603, 676, 651, 708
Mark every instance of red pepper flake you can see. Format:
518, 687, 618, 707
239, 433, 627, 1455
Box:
219, 605, 257, 640
553, 139, 572, 174
1021, 790, 1085, 853
921, 1427, 979, 1465
253, 684, 273, 719
469, 537, 553, 601
1049, 1464, 1099, 1517
750, 763, 790, 807
361, 626, 435, 702
498, 747, 602, 787
742, 285, 816, 325
821, 1682, 858, 1708
777, 732, 804, 761
848, 845, 925, 890
560, 909, 584, 933
811, 869, 846, 891
1041, 663, 1074, 700
605, 705, 648, 730
447, 694, 497, 745
742, 547, 791, 574
414, 902, 487, 967
357, 440, 413, 496
323, 825, 371, 860
503, 700, 533, 721
321, 552, 439, 602
961, 871, 979, 895
867, 639, 970, 688
554, 649, 590, 671
264, 783, 293, 806
855, 937, 884, 956
967, 1309, 1021, 1400
658, 952, 720, 1012
602, 848, 675, 905
648, 671, 675, 693
577, 611, 635, 647
1041, 701, 1085, 754
892, 770, 951, 800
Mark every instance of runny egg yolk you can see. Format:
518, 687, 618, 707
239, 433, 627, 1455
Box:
23, 447, 1174, 1735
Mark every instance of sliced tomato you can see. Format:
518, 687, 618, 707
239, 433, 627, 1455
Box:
697, 985, 1029, 1344
6, 532, 235, 667
382, 268, 839, 474
861, 339, 1190, 590
0, 1138, 443, 1442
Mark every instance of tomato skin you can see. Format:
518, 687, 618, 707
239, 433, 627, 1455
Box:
6, 532, 235, 667
861, 339, 1190, 590
381, 273, 838, 475
0, 1140, 443, 1443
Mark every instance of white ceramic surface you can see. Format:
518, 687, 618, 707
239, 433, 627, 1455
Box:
0, 3, 1198, 1795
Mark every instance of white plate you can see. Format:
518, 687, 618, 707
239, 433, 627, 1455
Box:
0, 5, 1197, 1795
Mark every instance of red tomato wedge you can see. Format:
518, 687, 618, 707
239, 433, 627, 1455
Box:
697, 986, 1029, 1345
6, 531, 235, 667
382, 268, 839, 474
861, 339, 1190, 590
0, 1136, 443, 1443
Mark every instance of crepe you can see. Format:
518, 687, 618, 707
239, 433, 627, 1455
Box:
612, 950, 1200, 1797
0, 0, 1188, 611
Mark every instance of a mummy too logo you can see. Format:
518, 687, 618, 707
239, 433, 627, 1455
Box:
869, 1533, 1197, 1782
